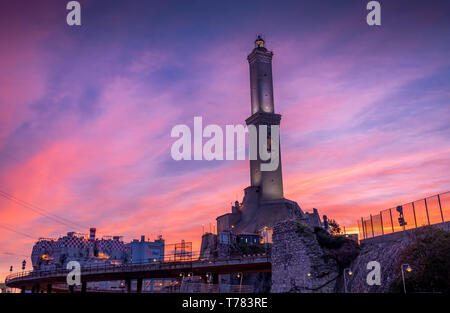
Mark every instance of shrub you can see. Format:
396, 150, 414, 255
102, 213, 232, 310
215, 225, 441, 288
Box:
314, 227, 360, 270
295, 221, 314, 239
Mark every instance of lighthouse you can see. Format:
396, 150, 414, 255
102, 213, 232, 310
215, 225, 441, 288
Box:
246, 35, 284, 201
211, 36, 325, 236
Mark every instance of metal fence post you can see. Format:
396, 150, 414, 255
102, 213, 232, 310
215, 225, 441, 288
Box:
424, 198, 430, 225
389, 208, 394, 232
412, 201, 417, 228
380, 212, 384, 235
370, 214, 374, 237
361, 217, 366, 239
437, 194, 444, 223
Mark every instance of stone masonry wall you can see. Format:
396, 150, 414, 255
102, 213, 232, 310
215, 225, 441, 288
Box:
271, 220, 339, 293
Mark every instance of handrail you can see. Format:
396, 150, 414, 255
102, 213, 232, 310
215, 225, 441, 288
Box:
5, 253, 270, 284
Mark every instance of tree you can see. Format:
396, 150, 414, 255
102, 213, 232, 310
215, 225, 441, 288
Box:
328, 219, 341, 235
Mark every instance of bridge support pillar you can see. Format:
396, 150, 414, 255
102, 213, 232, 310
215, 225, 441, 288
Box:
125, 279, 131, 293
137, 278, 143, 293
212, 273, 219, 284
21, 286, 26, 293
81, 281, 87, 293
47, 284, 52, 294
68, 284, 75, 293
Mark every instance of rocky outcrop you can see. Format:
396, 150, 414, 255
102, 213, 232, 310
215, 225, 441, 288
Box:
344, 223, 450, 293
344, 234, 411, 293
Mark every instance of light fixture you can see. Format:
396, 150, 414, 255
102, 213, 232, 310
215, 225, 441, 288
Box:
401, 264, 412, 293
343, 268, 352, 293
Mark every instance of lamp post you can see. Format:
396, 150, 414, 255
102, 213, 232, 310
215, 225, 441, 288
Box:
343, 268, 353, 293
179, 272, 185, 292
8, 266, 13, 293
401, 264, 412, 294
205, 272, 212, 284
305, 272, 314, 290
237, 273, 243, 293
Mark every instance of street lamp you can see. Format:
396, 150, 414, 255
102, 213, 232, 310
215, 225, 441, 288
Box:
205, 272, 212, 284
306, 273, 313, 290
179, 272, 185, 292
187, 272, 193, 285
401, 264, 412, 294
343, 268, 352, 293
237, 273, 243, 293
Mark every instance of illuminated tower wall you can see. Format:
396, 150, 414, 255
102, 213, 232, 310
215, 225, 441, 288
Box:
246, 37, 284, 201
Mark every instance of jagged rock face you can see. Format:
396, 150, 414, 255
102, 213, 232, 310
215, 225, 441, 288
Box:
344, 237, 410, 293
271, 220, 339, 293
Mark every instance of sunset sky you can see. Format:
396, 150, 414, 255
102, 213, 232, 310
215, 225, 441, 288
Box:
1, 0, 450, 281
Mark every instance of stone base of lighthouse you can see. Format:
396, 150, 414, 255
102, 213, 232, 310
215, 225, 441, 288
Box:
217, 186, 306, 234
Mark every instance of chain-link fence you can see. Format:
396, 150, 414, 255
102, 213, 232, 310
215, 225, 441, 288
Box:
358, 191, 450, 240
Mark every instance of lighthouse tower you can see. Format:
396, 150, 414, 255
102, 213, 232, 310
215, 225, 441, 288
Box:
213, 36, 320, 236
246, 35, 284, 201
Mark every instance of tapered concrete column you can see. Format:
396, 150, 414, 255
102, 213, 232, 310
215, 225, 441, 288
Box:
47, 284, 52, 294
246, 37, 284, 201
81, 282, 87, 293
68, 284, 74, 293
137, 278, 143, 293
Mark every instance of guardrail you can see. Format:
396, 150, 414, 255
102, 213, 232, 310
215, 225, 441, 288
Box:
5, 253, 270, 285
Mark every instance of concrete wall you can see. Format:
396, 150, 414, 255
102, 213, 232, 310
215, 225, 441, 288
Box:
360, 221, 450, 245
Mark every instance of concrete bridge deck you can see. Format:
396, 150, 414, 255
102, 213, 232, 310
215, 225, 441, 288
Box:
5, 254, 271, 292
